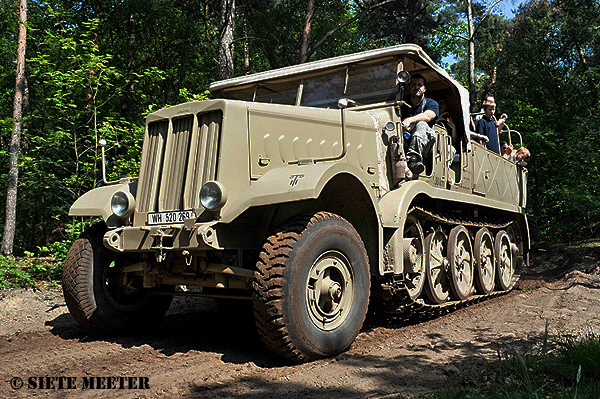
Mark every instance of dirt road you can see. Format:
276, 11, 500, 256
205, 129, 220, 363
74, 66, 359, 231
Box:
1, 244, 599, 398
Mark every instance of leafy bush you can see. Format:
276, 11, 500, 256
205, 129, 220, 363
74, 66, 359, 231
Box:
0, 255, 59, 288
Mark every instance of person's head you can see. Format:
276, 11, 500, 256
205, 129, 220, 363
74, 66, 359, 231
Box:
438, 98, 447, 113
483, 98, 496, 118
500, 141, 511, 155
409, 73, 427, 98
515, 147, 530, 161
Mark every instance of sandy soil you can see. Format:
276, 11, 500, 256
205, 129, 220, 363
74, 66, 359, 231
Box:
1, 243, 599, 398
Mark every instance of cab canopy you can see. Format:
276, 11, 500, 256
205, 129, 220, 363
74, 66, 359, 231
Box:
209, 44, 471, 140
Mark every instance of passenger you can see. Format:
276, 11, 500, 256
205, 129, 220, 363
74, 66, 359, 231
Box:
511, 147, 530, 167
475, 98, 506, 154
436, 98, 459, 164
401, 73, 439, 175
436, 98, 459, 145
471, 95, 508, 132
500, 141, 513, 159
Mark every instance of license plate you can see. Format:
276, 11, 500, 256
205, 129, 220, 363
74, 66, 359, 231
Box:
147, 210, 194, 225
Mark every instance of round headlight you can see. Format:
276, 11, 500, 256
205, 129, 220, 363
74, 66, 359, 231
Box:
397, 70, 411, 85
200, 181, 227, 210
111, 191, 135, 218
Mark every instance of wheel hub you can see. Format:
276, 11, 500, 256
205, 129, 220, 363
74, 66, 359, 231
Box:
306, 251, 354, 331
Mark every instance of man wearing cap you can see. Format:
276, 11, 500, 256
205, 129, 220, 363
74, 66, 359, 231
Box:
401, 73, 439, 175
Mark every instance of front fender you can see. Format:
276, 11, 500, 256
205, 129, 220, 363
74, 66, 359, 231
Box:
220, 162, 379, 223
69, 182, 137, 228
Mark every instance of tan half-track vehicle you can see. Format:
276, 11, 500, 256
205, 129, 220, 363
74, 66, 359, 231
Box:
64, 44, 529, 362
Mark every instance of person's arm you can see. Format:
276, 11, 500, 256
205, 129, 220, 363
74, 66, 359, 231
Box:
402, 110, 436, 130
472, 119, 490, 143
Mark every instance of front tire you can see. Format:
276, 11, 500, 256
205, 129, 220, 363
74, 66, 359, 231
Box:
62, 223, 172, 333
253, 212, 370, 362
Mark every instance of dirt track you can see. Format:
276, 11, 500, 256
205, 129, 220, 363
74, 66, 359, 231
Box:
1, 244, 599, 398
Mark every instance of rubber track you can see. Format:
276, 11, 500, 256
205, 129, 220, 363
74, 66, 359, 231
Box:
62, 234, 97, 329
374, 207, 522, 319
253, 212, 342, 362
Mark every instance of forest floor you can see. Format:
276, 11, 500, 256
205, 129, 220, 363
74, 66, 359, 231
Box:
1, 241, 599, 398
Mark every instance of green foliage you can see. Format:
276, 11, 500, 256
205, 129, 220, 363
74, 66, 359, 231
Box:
0, 256, 60, 288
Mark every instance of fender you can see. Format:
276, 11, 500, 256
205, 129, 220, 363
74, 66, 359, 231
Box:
221, 162, 381, 224
379, 180, 524, 229
69, 182, 138, 228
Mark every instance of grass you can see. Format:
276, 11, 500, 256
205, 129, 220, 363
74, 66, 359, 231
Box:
426, 324, 600, 399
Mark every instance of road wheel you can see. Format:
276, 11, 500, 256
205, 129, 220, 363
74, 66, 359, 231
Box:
424, 229, 450, 304
506, 224, 523, 270
474, 228, 495, 294
253, 212, 370, 362
495, 230, 514, 291
403, 215, 425, 299
62, 222, 172, 333
448, 225, 473, 300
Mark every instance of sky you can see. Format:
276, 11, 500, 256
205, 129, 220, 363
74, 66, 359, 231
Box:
496, 0, 528, 19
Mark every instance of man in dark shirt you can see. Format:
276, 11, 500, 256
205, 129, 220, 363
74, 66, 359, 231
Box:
401, 73, 439, 175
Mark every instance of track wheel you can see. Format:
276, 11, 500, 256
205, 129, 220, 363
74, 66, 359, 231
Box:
424, 229, 450, 304
253, 212, 370, 362
474, 228, 495, 294
62, 223, 173, 333
448, 225, 473, 300
495, 230, 514, 291
403, 215, 425, 299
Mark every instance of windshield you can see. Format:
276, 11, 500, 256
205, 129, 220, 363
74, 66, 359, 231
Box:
215, 59, 398, 108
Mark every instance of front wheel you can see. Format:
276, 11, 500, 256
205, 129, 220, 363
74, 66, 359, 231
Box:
253, 212, 370, 362
62, 223, 172, 333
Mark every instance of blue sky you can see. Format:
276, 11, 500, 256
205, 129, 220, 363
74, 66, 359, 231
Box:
496, 0, 528, 19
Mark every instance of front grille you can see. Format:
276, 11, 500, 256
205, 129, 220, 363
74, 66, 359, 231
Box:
137, 111, 222, 213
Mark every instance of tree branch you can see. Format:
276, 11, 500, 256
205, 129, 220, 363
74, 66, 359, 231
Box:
306, 0, 396, 61
472, 0, 503, 38
433, 27, 469, 41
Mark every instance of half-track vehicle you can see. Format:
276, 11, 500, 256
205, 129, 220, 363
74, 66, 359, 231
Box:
64, 44, 529, 362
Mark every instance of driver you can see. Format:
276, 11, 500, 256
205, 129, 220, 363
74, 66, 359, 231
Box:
401, 73, 439, 175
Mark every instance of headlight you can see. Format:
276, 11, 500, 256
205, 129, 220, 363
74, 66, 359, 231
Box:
111, 191, 135, 218
200, 181, 227, 210
397, 70, 411, 85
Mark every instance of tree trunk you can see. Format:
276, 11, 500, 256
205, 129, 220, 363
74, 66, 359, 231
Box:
2, 0, 27, 255
299, 0, 315, 63
218, 0, 235, 80
467, 0, 476, 112
121, 10, 136, 118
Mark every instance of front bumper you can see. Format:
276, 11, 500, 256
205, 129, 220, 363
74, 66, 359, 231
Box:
103, 222, 222, 254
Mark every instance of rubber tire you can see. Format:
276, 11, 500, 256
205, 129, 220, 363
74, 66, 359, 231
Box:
473, 227, 496, 294
62, 222, 172, 333
253, 212, 370, 362
448, 225, 474, 300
